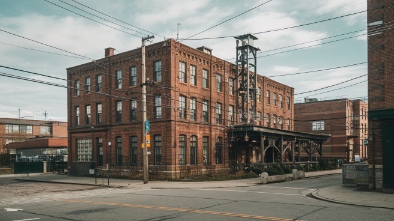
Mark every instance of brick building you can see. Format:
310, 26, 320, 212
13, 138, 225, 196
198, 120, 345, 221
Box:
0, 118, 68, 163
66, 39, 305, 177
368, 0, 394, 190
294, 99, 368, 164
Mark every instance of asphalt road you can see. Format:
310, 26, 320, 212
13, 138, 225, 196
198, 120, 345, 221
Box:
1, 174, 393, 221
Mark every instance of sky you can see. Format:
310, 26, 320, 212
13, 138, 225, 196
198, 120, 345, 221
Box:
0, 0, 367, 122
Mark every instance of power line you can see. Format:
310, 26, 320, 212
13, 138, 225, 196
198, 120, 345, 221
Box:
44, 0, 142, 38
258, 22, 394, 58
0, 41, 89, 59
296, 80, 367, 98
183, 0, 273, 40
268, 62, 367, 78
70, 0, 165, 38
0, 65, 67, 81
295, 74, 367, 95
182, 9, 367, 41
56, 0, 151, 37
253, 10, 366, 35
260, 29, 365, 54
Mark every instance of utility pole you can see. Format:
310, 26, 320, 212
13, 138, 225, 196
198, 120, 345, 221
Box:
142, 35, 154, 184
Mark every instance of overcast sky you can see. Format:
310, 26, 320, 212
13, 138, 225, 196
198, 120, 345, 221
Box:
0, 0, 367, 122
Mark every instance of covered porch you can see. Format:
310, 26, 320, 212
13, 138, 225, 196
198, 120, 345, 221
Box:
227, 125, 330, 169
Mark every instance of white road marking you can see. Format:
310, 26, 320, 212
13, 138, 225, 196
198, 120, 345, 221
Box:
13, 218, 40, 221
198, 189, 300, 196
4, 208, 23, 212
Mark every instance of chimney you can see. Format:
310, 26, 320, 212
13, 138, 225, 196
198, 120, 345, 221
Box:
105, 47, 115, 57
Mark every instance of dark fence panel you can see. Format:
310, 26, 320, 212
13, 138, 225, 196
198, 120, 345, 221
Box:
14, 162, 43, 174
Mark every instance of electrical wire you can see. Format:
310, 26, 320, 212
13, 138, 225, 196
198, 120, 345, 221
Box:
56, 0, 150, 37
184, 0, 273, 40
44, 0, 142, 38
268, 62, 367, 78
0, 41, 89, 60
295, 74, 367, 95
70, 0, 164, 38
181, 9, 367, 41
296, 80, 367, 98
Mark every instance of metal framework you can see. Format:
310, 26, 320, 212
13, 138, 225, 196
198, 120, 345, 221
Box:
228, 125, 329, 167
235, 34, 260, 124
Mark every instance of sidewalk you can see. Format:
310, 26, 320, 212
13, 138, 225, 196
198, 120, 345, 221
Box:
10, 169, 394, 209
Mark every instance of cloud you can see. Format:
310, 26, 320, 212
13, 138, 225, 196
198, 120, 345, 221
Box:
272, 66, 299, 73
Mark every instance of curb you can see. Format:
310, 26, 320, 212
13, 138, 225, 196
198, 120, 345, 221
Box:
15, 178, 124, 188
310, 188, 394, 209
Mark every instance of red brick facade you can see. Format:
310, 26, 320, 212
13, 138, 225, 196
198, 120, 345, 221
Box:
294, 99, 368, 162
368, 0, 394, 189
0, 118, 67, 153
67, 39, 294, 172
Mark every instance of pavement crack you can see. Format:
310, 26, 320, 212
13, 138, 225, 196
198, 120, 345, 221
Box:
21, 210, 82, 221
293, 206, 327, 220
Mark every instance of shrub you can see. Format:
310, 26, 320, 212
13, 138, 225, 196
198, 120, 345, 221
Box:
250, 166, 262, 175
264, 165, 284, 176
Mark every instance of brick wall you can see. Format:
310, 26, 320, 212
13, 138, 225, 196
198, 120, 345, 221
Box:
67, 39, 294, 169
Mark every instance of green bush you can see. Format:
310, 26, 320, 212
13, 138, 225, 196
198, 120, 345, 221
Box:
250, 166, 262, 175
282, 165, 292, 174
264, 165, 284, 176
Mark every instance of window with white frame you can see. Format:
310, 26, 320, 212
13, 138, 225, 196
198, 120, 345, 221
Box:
154, 95, 162, 119
40, 126, 51, 135
86, 105, 91, 125
203, 136, 209, 165
179, 61, 186, 83
179, 95, 186, 119
312, 121, 325, 130
266, 90, 270, 104
190, 135, 197, 165
216, 74, 222, 92
77, 139, 91, 161
96, 103, 102, 124
190, 65, 196, 85
154, 135, 162, 165
154, 61, 162, 82
229, 105, 234, 125
257, 87, 261, 102
190, 97, 197, 121
116, 101, 122, 122
202, 69, 208, 88
229, 78, 234, 95
116, 70, 122, 89
287, 96, 291, 110
202, 100, 208, 122
96, 75, 102, 92
216, 103, 222, 124
75, 107, 80, 126
116, 136, 122, 165
130, 66, 137, 86
179, 135, 186, 165
75, 80, 80, 96
130, 136, 137, 166
85, 77, 91, 94
130, 100, 137, 120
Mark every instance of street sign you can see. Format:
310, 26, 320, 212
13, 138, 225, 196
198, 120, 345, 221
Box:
145, 120, 150, 132
141, 143, 150, 148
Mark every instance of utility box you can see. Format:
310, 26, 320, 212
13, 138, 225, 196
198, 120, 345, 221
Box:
342, 163, 369, 186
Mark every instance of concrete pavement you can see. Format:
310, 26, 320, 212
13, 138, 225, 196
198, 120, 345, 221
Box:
6, 169, 394, 209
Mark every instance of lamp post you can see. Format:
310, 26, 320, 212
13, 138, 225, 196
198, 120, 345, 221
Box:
107, 141, 111, 185
91, 126, 94, 169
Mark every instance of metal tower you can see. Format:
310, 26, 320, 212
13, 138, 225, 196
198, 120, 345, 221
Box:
235, 34, 259, 124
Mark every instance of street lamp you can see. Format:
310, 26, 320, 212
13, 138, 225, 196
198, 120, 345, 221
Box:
244, 129, 249, 142
91, 126, 94, 169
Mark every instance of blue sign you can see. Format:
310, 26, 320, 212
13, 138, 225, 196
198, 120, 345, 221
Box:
145, 120, 150, 132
